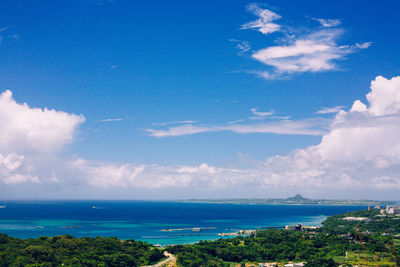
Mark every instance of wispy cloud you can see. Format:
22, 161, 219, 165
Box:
145, 118, 329, 138
0, 26, 19, 43
240, 4, 371, 79
356, 42, 372, 49
96, 0, 115, 6
250, 108, 274, 117
249, 108, 290, 120
228, 119, 245, 124
100, 118, 123, 122
316, 105, 345, 114
151, 120, 198, 126
252, 29, 356, 75
147, 107, 297, 137
241, 4, 281, 35
229, 39, 251, 55
311, 17, 341, 28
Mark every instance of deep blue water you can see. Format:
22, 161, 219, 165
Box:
0, 201, 365, 245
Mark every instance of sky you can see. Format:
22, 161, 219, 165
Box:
1, 0, 400, 200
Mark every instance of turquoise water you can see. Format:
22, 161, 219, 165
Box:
0, 201, 365, 245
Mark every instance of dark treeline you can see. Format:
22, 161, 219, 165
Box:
0, 234, 164, 266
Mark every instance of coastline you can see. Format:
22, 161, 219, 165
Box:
0, 201, 365, 245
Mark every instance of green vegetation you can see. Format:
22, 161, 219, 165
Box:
166, 209, 400, 266
1, 209, 400, 266
0, 234, 164, 267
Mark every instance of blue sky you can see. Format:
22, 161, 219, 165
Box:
1, 0, 400, 199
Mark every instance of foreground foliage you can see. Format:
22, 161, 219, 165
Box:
0, 234, 164, 267
166, 209, 400, 266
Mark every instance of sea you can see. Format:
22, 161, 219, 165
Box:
0, 201, 365, 245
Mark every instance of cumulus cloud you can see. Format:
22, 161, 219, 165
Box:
68, 159, 245, 189
3, 76, 400, 199
261, 75, 400, 194
0, 90, 84, 185
0, 90, 85, 154
317, 76, 400, 162
132, 75, 400, 197
240, 5, 371, 79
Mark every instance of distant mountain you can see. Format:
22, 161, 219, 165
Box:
285, 194, 310, 202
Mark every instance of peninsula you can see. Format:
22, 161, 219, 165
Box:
176, 194, 399, 206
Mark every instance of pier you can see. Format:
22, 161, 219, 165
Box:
161, 227, 217, 232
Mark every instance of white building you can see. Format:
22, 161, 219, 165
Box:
284, 263, 305, 267
385, 206, 400, 215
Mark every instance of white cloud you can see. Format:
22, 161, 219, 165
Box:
242, 75, 400, 195
0, 153, 24, 172
136, 75, 400, 197
356, 42, 372, 49
0, 90, 84, 185
252, 29, 357, 75
317, 76, 400, 162
316, 106, 345, 114
250, 108, 274, 117
240, 5, 371, 79
312, 18, 341, 28
0, 90, 85, 154
3, 76, 400, 199
145, 118, 328, 137
67, 158, 246, 189
151, 120, 198, 126
366, 75, 400, 116
228, 119, 245, 124
3, 174, 40, 185
100, 118, 123, 122
241, 4, 281, 35
230, 39, 251, 55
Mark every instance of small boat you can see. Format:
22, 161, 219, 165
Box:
0, 205, 6, 209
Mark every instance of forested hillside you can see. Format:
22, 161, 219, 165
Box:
0, 234, 164, 266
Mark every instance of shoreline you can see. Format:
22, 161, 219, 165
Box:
0, 202, 366, 246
